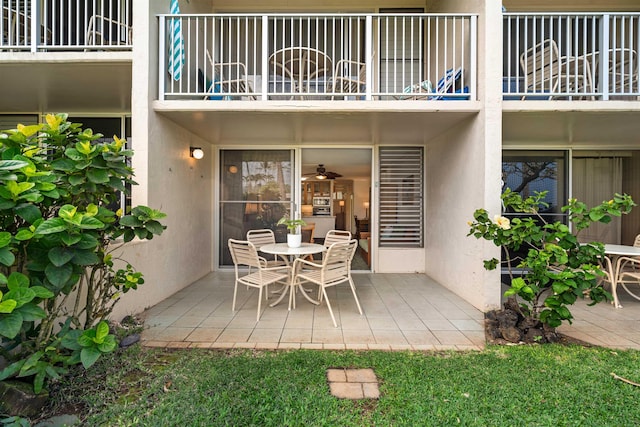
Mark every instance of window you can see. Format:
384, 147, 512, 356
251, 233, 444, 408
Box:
219, 150, 294, 266
502, 150, 568, 224
378, 146, 424, 248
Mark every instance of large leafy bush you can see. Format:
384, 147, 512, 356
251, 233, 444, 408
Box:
0, 114, 166, 392
468, 189, 634, 328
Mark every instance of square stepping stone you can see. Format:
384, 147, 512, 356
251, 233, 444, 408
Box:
327, 368, 379, 399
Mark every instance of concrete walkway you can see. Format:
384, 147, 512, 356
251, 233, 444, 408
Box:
139, 271, 640, 351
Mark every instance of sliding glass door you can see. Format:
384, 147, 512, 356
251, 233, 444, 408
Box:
219, 149, 294, 266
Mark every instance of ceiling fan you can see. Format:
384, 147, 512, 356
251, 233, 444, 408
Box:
304, 164, 342, 180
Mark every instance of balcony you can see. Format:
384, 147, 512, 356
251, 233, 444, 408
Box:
503, 13, 640, 101
1, 0, 132, 51
158, 13, 477, 102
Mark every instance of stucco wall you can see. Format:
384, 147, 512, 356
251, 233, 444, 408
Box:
112, 0, 214, 320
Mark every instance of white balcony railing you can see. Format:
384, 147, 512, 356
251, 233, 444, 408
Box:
504, 13, 640, 100
159, 13, 477, 101
0, 0, 132, 51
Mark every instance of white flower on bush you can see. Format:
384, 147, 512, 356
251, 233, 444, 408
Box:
493, 215, 511, 230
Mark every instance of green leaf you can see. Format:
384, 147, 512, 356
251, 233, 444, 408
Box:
15, 204, 41, 224
75, 234, 99, 250
95, 321, 109, 343
64, 148, 84, 161
0, 311, 23, 339
68, 174, 86, 185
119, 215, 142, 227
5, 287, 36, 308
33, 370, 45, 394
0, 299, 17, 313
0, 159, 28, 170
45, 263, 73, 288
0, 231, 10, 248
48, 247, 74, 267
16, 303, 46, 321
79, 216, 104, 230
0, 360, 25, 381
80, 347, 102, 369
30, 286, 54, 299
98, 335, 117, 353
144, 220, 165, 235
87, 169, 109, 184
71, 250, 99, 266
50, 158, 76, 172
60, 233, 82, 246
35, 217, 67, 235
14, 229, 34, 241
0, 247, 15, 267
61, 329, 83, 350
7, 272, 29, 290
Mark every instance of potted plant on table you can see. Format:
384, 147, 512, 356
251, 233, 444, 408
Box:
277, 215, 306, 248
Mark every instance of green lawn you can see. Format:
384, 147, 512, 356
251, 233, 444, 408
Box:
44, 344, 640, 426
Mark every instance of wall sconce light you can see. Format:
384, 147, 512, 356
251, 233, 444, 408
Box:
190, 147, 204, 159
228, 165, 238, 173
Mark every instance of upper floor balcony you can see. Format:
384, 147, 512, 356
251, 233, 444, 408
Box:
1, 0, 132, 51
503, 12, 640, 101
158, 13, 477, 103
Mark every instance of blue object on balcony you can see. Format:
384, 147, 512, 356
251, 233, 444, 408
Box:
441, 86, 470, 100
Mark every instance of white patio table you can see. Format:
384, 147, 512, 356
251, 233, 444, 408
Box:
260, 242, 326, 310
604, 244, 640, 308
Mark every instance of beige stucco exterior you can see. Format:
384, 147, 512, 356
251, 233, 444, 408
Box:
1, 0, 639, 319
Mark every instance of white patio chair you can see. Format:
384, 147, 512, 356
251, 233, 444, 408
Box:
86, 14, 132, 47
327, 59, 366, 99
520, 39, 594, 100
228, 239, 290, 322
324, 230, 352, 248
614, 256, 640, 303
292, 239, 362, 327
246, 229, 288, 268
205, 50, 255, 100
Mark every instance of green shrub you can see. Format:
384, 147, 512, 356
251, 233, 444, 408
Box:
0, 114, 166, 393
468, 189, 635, 328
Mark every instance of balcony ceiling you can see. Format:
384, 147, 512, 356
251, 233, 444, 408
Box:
503, 107, 640, 147
0, 55, 132, 113
155, 101, 480, 146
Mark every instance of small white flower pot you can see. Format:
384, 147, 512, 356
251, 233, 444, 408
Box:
287, 233, 302, 248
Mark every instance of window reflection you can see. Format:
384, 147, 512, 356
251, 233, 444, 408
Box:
220, 150, 293, 266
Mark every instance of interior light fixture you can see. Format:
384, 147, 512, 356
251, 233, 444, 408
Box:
315, 174, 327, 180
228, 165, 238, 173
190, 147, 204, 159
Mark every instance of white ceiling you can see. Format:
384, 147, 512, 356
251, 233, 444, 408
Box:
302, 148, 372, 179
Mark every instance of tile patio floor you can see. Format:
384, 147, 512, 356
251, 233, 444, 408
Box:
140, 271, 640, 351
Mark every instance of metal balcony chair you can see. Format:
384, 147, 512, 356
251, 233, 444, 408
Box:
86, 14, 132, 47
292, 239, 362, 327
228, 239, 290, 322
205, 50, 255, 100
520, 39, 594, 100
327, 59, 366, 99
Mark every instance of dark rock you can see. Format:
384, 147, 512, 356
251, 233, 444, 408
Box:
499, 326, 522, 343
495, 309, 519, 328
484, 318, 501, 339
485, 310, 497, 321
524, 327, 545, 343
519, 316, 541, 331
34, 414, 81, 427
119, 333, 140, 348
0, 380, 49, 418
